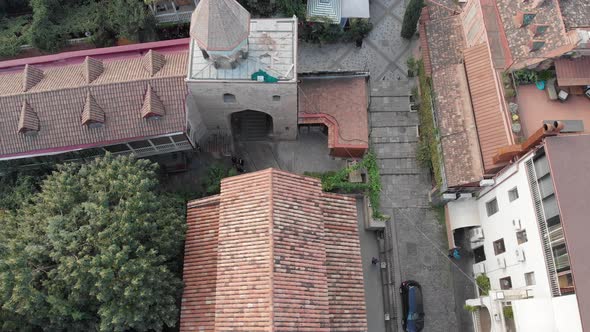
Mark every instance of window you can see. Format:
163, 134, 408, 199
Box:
150, 136, 173, 146
486, 198, 499, 216
500, 276, 513, 290
508, 187, 519, 202
223, 93, 236, 103
272, 95, 281, 101
474, 246, 486, 263
128, 140, 151, 149
493, 238, 506, 255
516, 230, 528, 244
525, 272, 536, 286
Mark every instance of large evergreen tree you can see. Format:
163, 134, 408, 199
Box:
0, 154, 186, 331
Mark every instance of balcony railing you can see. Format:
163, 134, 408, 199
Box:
555, 253, 570, 271
548, 224, 564, 245
155, 10, 193, 24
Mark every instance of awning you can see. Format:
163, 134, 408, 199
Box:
555, 56, 590, 86
307, 0, 341, 24
341, 0, 370, 18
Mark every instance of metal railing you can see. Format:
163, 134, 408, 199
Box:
155, 10, 192, 24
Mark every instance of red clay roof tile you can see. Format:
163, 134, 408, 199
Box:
181, 169, 367, 332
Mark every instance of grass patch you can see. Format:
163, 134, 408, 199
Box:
305, 151, 387, 220
432, 204, 445, 225
416, 60, 443, 188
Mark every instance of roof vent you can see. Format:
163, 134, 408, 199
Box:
82, 91, 105, 127
529, 24, 549, 37
530, 40, 545, 52
83, 57, 104, 84
22, 64, 44, 92
514, 12, 536, 28
17, 100, 40, 135
141, 85, 166, 119
143, 50, 166, 76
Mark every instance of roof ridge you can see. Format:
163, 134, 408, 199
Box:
143, 50, 166, 76
17, 100, 39, 134
22, 64, 44, 92
83, 57, 104, 84
141, 84, 166, 118
81, 91, 105, 126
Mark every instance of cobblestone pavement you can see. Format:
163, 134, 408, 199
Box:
370, 81, 474, 332
298, 0, 412, 81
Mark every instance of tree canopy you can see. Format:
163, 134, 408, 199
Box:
0, 154, 186, 331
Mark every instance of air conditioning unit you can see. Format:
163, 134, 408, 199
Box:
471, 227, 484, 241
515, 248, 526, 262
442, 192, 459, 201
459, 193, 474, 200
497, 257, 507, 269
480, 179, 495, 187
513, 219, 523, 231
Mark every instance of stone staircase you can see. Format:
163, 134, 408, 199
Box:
237, 111, 271, 141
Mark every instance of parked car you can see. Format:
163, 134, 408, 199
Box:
399, 280, 425, 332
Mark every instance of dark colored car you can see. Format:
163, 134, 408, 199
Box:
399, 280, 425, 332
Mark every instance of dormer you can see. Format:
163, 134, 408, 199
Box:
22, 64, 44, 92
17, 100, 40, 135
529, 24, 549, 37
514, 12, 536, 28
141, 85, 165, 119
81, 91, 105, 128
529, 40, 546, 52
143, 50, 166, 76
83, 57, 104, 84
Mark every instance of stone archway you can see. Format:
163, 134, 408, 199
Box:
230, 110, 273, 141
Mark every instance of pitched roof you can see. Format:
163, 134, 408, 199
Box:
140, 85, 166, 118
142, 50, 166, 76
22, 64, 44, 92
432, 64, 485, 187
181, 169, 368, 332
83, 57, 104, 84
17, 100, 39, 133
558, 0, 590, 29
555, 56, 590, 86
0, 47, 188, 160
189, 0, 251, 52
463, 43, 513, 172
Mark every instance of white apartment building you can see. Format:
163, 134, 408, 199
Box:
446, 134, 590, 332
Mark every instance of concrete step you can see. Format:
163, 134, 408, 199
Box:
371, 126, 419, 139
377, 158, 420, 175
370, 96, 412, 112
370, 81, 411, 97
372, 142, 417, 158
370, 112, 419, 127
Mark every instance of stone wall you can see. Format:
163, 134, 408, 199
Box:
187, 81, 298, 140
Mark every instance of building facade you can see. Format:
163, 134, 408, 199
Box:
447, 135, 590, 331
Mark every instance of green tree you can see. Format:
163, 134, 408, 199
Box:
400, 0, 424, 39
106, 0, 154, 41
0, 154, 186, 331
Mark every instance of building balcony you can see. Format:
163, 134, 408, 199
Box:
548, 224, 565, 245
555, 253, 571, 271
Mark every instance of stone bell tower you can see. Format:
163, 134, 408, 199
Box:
189, 0, 251, 69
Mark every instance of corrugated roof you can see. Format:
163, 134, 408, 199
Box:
180, 168, 367, 332
463, 43, 512, 172
555, 56, 590, 86
189, 0, 250, 52
0, 51, 188, 160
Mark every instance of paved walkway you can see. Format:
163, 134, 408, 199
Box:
298, 0, 412, 81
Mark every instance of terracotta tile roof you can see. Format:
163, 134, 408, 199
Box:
22, 64, 44, 92
463, 43, 513, 172
142, 50, 166, 76
432, 64, 485, 187
181, 169, 367, 332
298, 77, 369, 158
189, 0, 250, 51
419, 8, 432, 76
17, 100, 39, 134
558, 0, 590, 29
425, 15, 466, 71
0, 51, 188, 160
555, 56, 590, 86
495, 0, 572, 69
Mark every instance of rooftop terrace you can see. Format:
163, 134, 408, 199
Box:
188, 18, 297, 81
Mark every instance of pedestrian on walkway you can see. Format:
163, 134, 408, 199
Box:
371, 257, 379, 265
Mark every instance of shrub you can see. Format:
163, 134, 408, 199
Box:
476, 274, 491, 296
401, 0, 424, 39
503, 306, 514, 320
464, 305, 478, 313
512, 69, 538, 85
277, 0, 306, 18
203, 164, 238, 195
